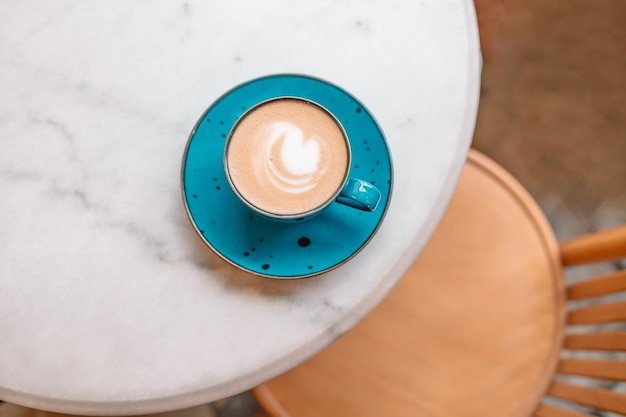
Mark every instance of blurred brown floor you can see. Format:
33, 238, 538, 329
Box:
473, 0, 626, 240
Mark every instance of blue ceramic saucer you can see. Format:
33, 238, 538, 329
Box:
181, 74, 392, 279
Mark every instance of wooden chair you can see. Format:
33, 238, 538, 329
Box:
253, 150, 626, 417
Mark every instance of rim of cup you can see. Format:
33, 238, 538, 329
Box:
223, 96, 353, 220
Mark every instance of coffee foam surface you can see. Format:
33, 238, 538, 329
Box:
226, 99, 349, 216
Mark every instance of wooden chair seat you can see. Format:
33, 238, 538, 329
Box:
253, 150, 626, 417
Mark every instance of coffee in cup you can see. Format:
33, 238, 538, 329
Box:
225, 98, 352, 218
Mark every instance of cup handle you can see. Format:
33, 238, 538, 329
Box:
335, 179, 381, 211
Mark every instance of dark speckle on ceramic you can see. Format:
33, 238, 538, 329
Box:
298, 237, 311, 247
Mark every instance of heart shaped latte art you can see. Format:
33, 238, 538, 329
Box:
263, 122, 325, 194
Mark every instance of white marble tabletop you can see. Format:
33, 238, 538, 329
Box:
0, 0, 481, 415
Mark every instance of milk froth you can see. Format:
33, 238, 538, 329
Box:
226, 98, 349, 217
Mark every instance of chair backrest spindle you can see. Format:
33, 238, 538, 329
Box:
567, 300, 626, 325
546, 382, 626, 415
567, 270, 626, 300
563, 331, 626, 351
557, 358, 626, 381
534, 402, 595, 417
560, 226, 626, 266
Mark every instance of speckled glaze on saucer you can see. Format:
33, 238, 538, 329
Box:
181, 75, 392, 278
